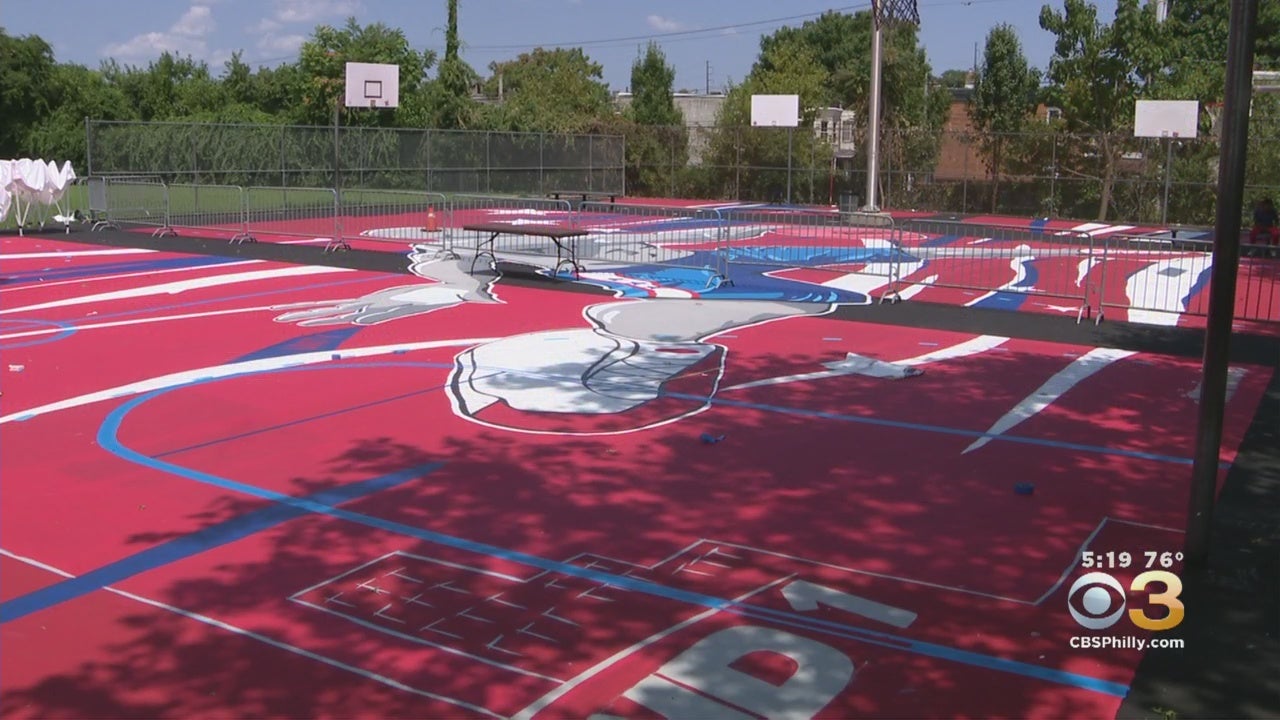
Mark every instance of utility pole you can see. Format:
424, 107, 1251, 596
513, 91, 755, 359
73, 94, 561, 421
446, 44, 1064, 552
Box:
706, 60, 712, 94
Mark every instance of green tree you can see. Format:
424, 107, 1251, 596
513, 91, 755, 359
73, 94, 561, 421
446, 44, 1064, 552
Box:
0, 29, 57, 156
757, 11, 947, 201
295, 18, 436, 127
971, 24, 1040, 211
1039, 0, 1155, 219
624, 42, 685, 195
707, 37, 831, 201
433, 0, 477, 129
483, 48, 611, 133
628, 42, 681, 126
27, 63, 134, 167
938, 69, 971, 89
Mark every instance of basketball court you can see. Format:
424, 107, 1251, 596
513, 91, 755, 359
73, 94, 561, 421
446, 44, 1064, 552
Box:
1, 224, 1274, 718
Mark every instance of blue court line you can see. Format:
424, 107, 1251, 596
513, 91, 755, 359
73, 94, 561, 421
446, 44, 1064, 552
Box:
0, 319, 77, 349
3, 255, 239, 285
661, 391, 1218, 467
155, 361, 450, 456
88, 364, 1129, 697
0, 461, 442, 624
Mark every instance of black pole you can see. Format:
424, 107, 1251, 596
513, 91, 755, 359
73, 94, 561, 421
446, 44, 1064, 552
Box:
1185, 0, 1260, 566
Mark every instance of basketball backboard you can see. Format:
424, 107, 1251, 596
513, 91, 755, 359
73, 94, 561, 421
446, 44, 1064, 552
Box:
1134, 100, 1199, 138
345, 62, 399, 109
751, 95, 800, 127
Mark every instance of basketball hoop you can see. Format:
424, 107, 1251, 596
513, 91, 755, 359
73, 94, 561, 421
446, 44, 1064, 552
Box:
872, 0, 920, 28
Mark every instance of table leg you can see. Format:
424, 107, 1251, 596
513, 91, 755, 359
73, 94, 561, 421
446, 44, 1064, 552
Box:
470, 231, 500, 274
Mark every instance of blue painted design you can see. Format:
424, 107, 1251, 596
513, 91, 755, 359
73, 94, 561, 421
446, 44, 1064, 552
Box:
1181, 263, 1214, 309
1030, 218, 1050, 233
0, 319, 77, 349
0, 461, 442, 624
233, 327, 362, 363
921, 234, 964, 247
90, 362, 1130, 695
724, 245, 912, 266
970, 257, 1038, 311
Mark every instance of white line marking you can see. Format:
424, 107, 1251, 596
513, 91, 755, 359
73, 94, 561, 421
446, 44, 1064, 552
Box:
0, 548, 503, 719
0, 337, 498, 425
1034, 519, 1110, 606
510, 575, 793, 720
292, 598, 563, 682
0, 265, 353, 315
1, 247, 156, 259
962, 347, 1136, 454
0, 304, 286, 340
0, 259, 262, 294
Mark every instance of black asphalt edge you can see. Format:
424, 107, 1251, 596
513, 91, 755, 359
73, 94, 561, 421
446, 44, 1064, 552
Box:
1117, 366, 1280, 720
14, 226, 1280, 718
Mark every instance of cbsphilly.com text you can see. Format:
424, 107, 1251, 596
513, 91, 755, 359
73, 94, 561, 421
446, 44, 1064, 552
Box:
1069, 636, 1185, 651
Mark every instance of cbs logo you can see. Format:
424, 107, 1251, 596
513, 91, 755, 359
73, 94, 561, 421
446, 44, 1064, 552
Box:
1067, 571, 1185, 631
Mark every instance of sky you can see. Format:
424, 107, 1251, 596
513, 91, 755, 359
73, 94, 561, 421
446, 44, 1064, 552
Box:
2, 0, 1121, 93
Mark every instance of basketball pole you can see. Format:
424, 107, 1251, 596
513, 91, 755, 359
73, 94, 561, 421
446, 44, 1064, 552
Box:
863, 11, 884, 212
1185, 0, 1259, 566
1161, 134, 1174, 226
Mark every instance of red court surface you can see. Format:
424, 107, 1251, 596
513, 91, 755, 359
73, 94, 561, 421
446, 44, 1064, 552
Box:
138, 202, 1280, 332
1, 236, 1273, 718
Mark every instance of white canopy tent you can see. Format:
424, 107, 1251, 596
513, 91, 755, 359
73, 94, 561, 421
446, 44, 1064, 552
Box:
0, 159, 78, 234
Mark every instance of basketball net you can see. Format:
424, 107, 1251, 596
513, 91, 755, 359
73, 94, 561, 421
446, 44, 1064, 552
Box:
872, 0, 920, 28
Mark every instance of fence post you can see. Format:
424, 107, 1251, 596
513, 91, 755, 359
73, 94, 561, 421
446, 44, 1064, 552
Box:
539, 132, 545, 196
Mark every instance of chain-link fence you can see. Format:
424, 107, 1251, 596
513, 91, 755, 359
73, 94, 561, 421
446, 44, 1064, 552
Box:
621, 124, 1280, 227
85, 120, 626, 197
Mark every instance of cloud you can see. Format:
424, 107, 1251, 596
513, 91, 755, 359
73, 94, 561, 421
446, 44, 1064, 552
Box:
246, 0, 362, 55
103, 4, 215, 60
646, 15, 684, 32
271, 0, 363, 24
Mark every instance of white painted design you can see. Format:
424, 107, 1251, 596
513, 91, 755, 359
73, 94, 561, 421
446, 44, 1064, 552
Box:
0, 548, 503, 719
1188, 367, 1247, 402
962, 347, 1136, 454
451, 329, 718, 415
780, 579, 917, 628
511, 576, 792, 720
643, 626, 855, 719
964, 247, 1034, 307
0, 265, 351, 316
1123, 254, 1211, 325
0, 337, 497, 425
722, 335, 1009, 392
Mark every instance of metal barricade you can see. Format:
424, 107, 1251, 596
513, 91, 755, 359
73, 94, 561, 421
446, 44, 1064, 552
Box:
718, 208, 902, 303
575, 201, 730, 286
242, 186, 341, 251
90, 176, 175, 237
338, 189, 449, 249
445, 194, 575, 269
1093, 233, 1280, 326
891, 220, 1097, 321
164, 183, 252, 242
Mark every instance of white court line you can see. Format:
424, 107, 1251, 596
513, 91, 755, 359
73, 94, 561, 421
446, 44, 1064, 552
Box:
0, 265, 353, 316
0, 248, 156, 259
510, 574, 795, 720
1107, 518, 1185, 534
289, 598, 565, 683
0, 260, 263, 294
0, 548, 503, 719
0, 304, 285, 340
1033, 518, 1110, 606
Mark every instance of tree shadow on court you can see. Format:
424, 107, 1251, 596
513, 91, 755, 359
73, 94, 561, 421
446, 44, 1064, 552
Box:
4, 341, 1277, 719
